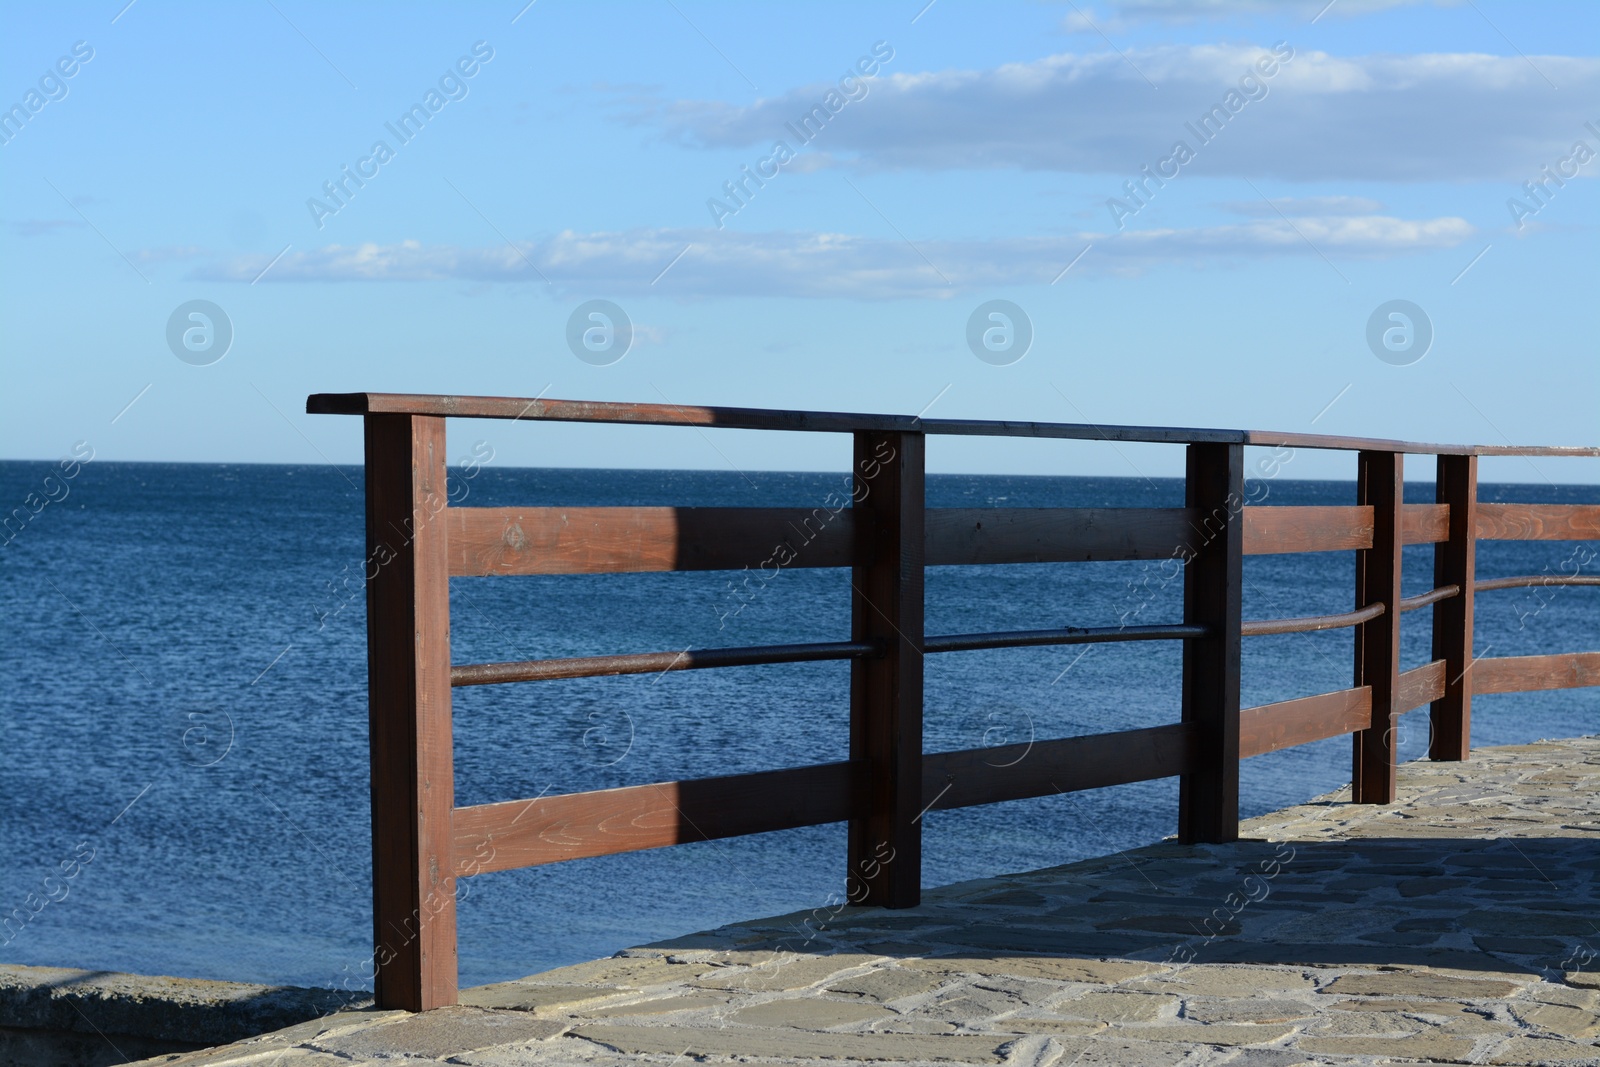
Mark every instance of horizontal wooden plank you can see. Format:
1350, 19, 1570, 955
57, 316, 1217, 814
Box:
921, 723, 1198, 811
308, 394, 1599, 455
1475, 504, 1600, 541
1473, 651, 1600, 695
926, 508, 1194, 564
453, 762, 856, 875
1402, 503, 1450, 545
1397, 658, 1448, 713
1242, 506, 1372, 555
448, 506, 854, 575
309, 393, 917, 434
452, 506, 1210, 576
1240, 687, 1371, 758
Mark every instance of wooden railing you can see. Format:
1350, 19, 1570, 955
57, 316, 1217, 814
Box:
307, 392, 1600, 1011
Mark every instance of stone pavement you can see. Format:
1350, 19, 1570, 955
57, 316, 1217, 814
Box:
135, 736, 1600, 1066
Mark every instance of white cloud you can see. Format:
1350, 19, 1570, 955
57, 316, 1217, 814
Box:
658, 44, 1596, 183
197, 214, 1472, 299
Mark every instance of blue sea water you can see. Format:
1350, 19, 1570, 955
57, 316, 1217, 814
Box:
0, 460, 1595, 991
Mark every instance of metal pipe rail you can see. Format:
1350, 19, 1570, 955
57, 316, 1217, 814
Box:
308, 391, 1600, 1012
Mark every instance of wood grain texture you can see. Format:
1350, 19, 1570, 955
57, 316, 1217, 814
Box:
850, 431, 925, 908
1179, 443, 1244, 844
1475, 504, 1600, 541
448, 506, 854, 575
362, 414, 458, 1011
1352, 450, 1403, 805
1473, 652, 1600, 695
1242, 506, 1373, 555
1402, 504, 1450, 545
922, 723, 1199, 810
1430, 455, 1477, 761
452, 762, 857, 875
1398, 658, 1449, 714
1240, 687, 1372, 759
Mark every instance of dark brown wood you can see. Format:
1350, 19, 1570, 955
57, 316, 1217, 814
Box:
925, 507, 1195, 564
1402, 503, 1450, 545
1242, 506, 1373, 555
1430, 455, 1477, 761
1476, 575, 1600, 591
1240, 687, 1372, 759
363, 414, 457, 1011
921, 723, 1199, 811
924, 624, 1206, 654
1474, 652, 1600, 695
849, 431, 925, 907
1240, 602, 1385, 637
452, 641, 877, 687
309, 394, 1600, 456
1178, 443, 1244, 844
1475, 503, 1600, 541
1398, 659, 1449, 714
1352, 450, 1403, 804
448, 506, 855, 576
452, 762, 856, 874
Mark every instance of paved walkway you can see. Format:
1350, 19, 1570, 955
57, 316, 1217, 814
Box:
140, 737, 1600, 1066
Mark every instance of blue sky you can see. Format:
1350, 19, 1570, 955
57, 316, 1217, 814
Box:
3, 0, 1596, 481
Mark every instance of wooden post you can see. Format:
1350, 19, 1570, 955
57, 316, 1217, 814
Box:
1429, 453, 1477, 761
363, 413, 458, 1010
849, 431, 925, 907
1178, 443, 1243, 844
1352, 450, 1403, 803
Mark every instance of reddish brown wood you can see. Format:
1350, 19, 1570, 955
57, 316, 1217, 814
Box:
1240, 687, 1372, 759
452, 762, 856, 875
850, 431, 925, 907
1352, 451, 1403, 804
363, 414, 457, 1011
1240, 602, 1385, 637
1399, 659, 1449, 714
1401, 503, 1450, 545
1473, 652, 1600, 695
1475, 504, 1600, 541
447, 506, 855, 576
926, 507, 1194, 564
921, 723, 1199, 810
1242, 506, 1373, 555
1430, 455, 1477, 760
1178, 443, 1244, 844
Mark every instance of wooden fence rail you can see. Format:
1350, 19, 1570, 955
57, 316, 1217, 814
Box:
308, 392, 1600, 1011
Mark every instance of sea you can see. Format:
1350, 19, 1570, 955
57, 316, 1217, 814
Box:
1, 460, 1595, 992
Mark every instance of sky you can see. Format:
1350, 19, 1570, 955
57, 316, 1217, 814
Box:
2, 0, 1596, 481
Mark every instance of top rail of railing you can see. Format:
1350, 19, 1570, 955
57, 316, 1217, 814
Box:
305, 393, 1600, 458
